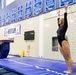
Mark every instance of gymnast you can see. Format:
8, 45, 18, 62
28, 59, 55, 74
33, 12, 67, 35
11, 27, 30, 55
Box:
57, 4, 73, 74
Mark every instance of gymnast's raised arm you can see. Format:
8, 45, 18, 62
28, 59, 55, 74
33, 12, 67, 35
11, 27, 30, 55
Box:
57, 10, 60, 27
64, 4, 68, 27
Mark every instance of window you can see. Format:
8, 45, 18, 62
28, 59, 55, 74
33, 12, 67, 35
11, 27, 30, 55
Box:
52, 37, 58, 51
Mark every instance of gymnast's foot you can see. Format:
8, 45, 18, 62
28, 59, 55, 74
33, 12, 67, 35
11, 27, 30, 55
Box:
64, 70, 72, 74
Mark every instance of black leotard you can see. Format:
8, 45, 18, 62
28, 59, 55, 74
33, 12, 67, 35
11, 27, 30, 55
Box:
57, 13, 68, 47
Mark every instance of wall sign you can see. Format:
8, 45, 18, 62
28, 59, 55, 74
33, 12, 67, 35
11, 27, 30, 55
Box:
4, 24, 21, 37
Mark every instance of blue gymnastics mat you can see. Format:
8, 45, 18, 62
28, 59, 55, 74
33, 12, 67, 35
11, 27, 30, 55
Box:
0, 57, 76, 75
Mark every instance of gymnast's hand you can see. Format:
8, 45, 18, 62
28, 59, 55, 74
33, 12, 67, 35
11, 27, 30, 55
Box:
57, 10, 60, 14
64, 4, 68, 13
57, 10, 60, 18
64, 4, 68, 9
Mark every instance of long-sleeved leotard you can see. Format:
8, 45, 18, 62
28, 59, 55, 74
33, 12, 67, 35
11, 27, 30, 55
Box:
57, 13, 68, 47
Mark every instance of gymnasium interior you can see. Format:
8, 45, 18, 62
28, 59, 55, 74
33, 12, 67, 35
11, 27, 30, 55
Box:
0, 0, 76, 75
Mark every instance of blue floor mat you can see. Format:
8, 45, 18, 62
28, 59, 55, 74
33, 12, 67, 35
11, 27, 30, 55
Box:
0, 57, 76, 75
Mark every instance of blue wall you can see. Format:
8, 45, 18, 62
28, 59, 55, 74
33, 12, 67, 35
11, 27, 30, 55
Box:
0, 0, 76, 27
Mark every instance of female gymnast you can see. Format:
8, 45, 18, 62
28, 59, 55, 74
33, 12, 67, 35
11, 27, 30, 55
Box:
57, 4, 73, 74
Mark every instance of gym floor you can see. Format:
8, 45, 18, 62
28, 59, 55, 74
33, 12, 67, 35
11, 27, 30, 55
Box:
0, 56, 76, 75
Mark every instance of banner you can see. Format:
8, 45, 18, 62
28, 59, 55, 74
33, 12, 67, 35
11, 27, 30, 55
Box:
33, 0, 43, 16
6, 11, 11, 24
25, 0, 32, 18
11, 8, 17, 23
0, 0, 75, 26
60, 0, 73, 6
17, 5, 23, 21
44, 0, 55, 12
1, 14, 6, 26
4, 24, 21, 37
